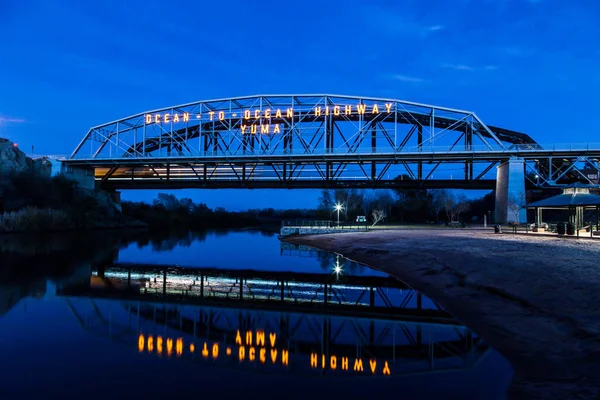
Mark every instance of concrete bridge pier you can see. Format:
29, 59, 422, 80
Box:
61, 164, 95, 190
60, 164, 121, 212
494, 157, 527, 224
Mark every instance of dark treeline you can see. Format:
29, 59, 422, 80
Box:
0, 170, 142, 232
121, 193, 316, 230
316, 181, 497, 225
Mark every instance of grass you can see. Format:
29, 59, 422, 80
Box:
0, 207, 73, 233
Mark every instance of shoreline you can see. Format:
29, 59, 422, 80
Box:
283, 230, 600, 399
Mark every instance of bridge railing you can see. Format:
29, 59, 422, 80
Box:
66, 142, 600, 160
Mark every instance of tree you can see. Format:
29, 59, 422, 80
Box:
362, 190, 395, 224
392, 174, 429, 223
371, 208, 387, 226
443, 192, 471, 223
317, 189, 364, 220
429, 189, 450, 223
507, 191, 526, 224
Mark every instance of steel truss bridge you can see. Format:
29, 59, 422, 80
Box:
64, 94, 600, 190
61, 265, 490, 376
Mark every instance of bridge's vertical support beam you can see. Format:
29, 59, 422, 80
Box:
371, 125, 377, 181
495, 157, 527, 224
242, 164, 246, 183
417, 125, 423, 180
326, 110, 334, 154
464, 122, 474, 180
282, 163, 287, 183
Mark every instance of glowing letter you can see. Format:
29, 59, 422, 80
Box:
333, 106, 340, 116
372, 104, 379, 114
314, 107, 322, 116
147, 336, 154, 352
310, 353, 318, 368
166, 338, 173, 356
383, 361, 391, 375
235, 330, 242, 345
385, 103, 392, 113
138, 334, 145, 352
322, 355, 326, 368
273, 124, 280, 134
269, 333, 277, 347
286, 108, 293, 118
190, 343, 195, 353
173, 114, 180, 122
183, 113, 190, 122
282, 350, 289, 366
275, 109, 282, 118
270, 349, 278, 363
341, 357, 349, 370
369, 359, 377, 373
259, 348, 266, 364
164, 114, 170, 123
353, 359, 364, 372
264, 108, 271, 118
244, 110, 251, 119
254, 110, 261, 119
239, 346, 246, 361
154, 114, 160, 123
208, 111, 215, 120
145, 114, 152, 124
344, 105, 352, 115
241, 125, 247, 134
218, 111, 225, 120
212, 343, 219, 359
157, 336, 163, 354
256, 331, 265, 347
330, 356, 337, 370
176, 338, 183, 356
249, 347, 255, 362
251, 125, 257, 134
325, 106, 330, 115
202, 342, 209, 358
357, 104, 366, 114
246, 331, 253, 346
260, 124, 269, 134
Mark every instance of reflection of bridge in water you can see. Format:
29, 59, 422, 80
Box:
58, 262, 491, 377
59, 262, 453, 323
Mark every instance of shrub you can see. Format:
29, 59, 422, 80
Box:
0, 207, 73, 233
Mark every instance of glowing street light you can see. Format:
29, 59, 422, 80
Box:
334, 203, 343, 226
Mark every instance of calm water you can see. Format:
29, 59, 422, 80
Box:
0, 229, 513, 399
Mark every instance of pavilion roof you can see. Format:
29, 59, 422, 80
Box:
526, 192, 600, 208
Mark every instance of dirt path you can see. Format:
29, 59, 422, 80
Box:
284, 230, 600, 399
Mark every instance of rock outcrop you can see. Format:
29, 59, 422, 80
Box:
0, 138, 51, 176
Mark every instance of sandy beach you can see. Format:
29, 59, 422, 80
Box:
284, 230, 600, 399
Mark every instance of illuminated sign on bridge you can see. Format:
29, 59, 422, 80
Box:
144, 102, 396, 136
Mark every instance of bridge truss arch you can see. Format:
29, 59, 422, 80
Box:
66, 94, 599, 190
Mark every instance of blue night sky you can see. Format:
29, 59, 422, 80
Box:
1, 0, 598, 210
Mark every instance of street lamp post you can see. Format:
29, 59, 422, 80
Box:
334, 203, 343, 226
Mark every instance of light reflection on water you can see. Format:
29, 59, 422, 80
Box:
0, 229, 513, 399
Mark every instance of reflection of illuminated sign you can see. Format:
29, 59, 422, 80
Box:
137, 329, 392, 375
144, 103, 395, 135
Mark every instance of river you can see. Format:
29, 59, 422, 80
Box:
0, 229, 513, 399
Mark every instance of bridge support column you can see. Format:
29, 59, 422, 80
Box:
60, 164, 96, 190
108, 191, 122, 212
494, 157, 526, 224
